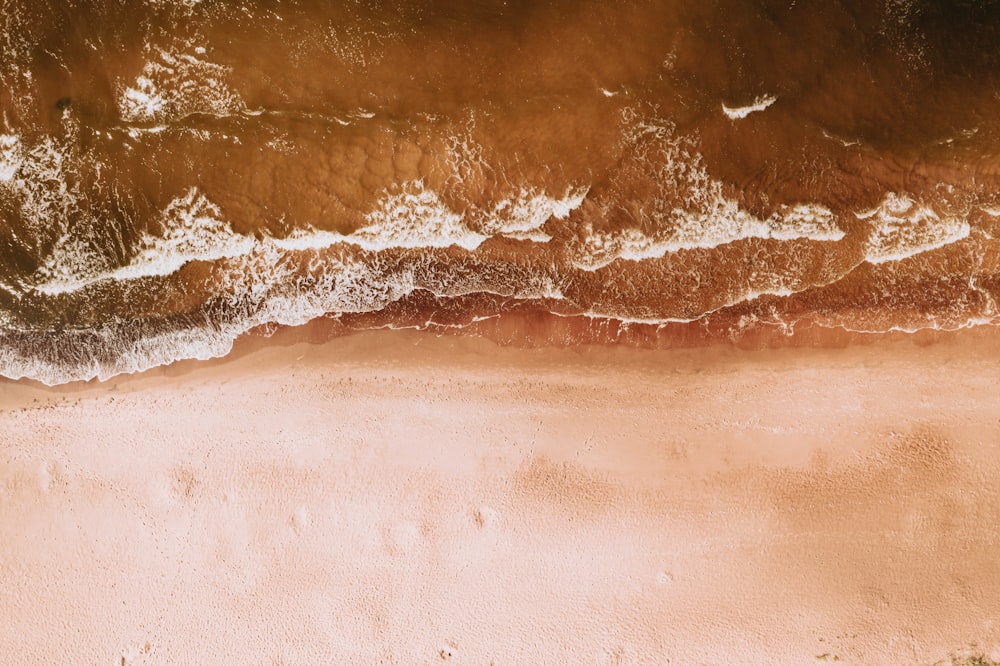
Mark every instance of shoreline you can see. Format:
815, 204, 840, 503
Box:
3, 1, 1000, 662
2, 327, 1000, 664
5, 301, 999, 393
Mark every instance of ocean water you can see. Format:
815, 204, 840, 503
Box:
1, 0, 999, 384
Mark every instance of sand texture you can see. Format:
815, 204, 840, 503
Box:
1, 330, 999, 665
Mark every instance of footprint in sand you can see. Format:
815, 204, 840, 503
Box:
473, 505, 499, 528
290, 506, 311, 533
120, 641, 152, 665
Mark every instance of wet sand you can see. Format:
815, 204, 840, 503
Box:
1, 329, 999, 665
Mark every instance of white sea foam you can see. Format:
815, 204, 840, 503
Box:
8, 247, 558, 384
125, 125, 169, 140
571, 114, 844, 270
669, 201, 840, 250
355, 183, 475, 250
272, 186, 586, 252
581, 285, 800, 326
483, 186, 587, 240
573, 203, 842, 270
145, 0, 203, 7
816, 313, 1000, 336
32, 232, 110, 296
352, 181, 586, 252
0, 200, 988, 386
33, 188, 253, 295
7, 265, 995, 386
118, 48, 245, 123
722, 95, 777, 120
120, 75, 166, 121
860, 193, 970, 264
3, 125, 82, 257
269, 228, 346, 252
0, 133, 23, 181
31, 182, 586, 296
6, 246, 416, 384
113, 188, 255, 280
444, 115, 486, 189
6, 176, 592, 383
0, 119, 101, 297
820, 130, 861, 148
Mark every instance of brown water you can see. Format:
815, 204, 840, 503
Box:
1, 0, 1000, 383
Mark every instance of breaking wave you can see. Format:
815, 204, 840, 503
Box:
1, 0, 1000, 383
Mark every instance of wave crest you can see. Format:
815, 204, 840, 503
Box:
118, 47, 245, 123
860, 193, 970, 263
33, 188, 253, 295
569, 113, 843, 270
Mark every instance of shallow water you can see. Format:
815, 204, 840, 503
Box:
2, 0, 1000, 383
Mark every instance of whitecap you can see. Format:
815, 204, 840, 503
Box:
118, 48, 245, 123
860, 192, 970, 264
485, 186, 587, 240
571, 114, 844, 270
31, 182, 587, 296
0, 133, 23, 181
112, 188, 255, 280
33, 188, 253, 295
722, 95, 777, 120
351, 181, 586, 252
120, 75, 166, 122
572, 203, 843, 271
353, 183, 476, 250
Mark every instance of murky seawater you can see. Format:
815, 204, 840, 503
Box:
2, 0, 1000, 383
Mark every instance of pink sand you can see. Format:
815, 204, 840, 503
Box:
1, 329, 999, 664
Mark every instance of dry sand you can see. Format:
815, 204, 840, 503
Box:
1, 328, 999, 665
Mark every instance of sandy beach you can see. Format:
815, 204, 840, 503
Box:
1, 327, 998, 665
